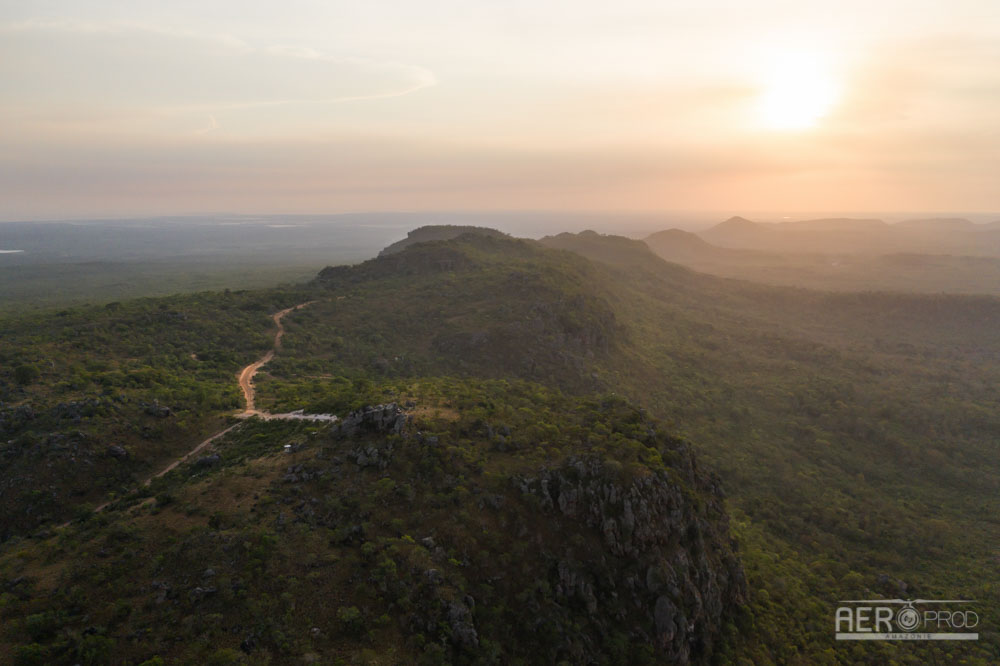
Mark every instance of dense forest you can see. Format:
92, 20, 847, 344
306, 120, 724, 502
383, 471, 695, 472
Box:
1, 228, 999, 663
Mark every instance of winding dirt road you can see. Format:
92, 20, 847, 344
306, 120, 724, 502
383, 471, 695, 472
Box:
237, 301, 315, 415
74, 301, 326, 522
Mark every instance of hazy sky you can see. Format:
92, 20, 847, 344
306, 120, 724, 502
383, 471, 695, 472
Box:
1, 1, 999, 219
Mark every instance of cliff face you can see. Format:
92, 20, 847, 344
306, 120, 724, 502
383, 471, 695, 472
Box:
508, 453, 746, 664
308, 396, 747, 665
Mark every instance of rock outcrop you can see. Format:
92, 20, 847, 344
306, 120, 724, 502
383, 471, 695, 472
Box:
0, 404, 34, 437
514, 455, 746, 663
334, 403, 408, 438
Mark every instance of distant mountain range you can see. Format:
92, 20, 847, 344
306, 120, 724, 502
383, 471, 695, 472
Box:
695, 215, 1000, 255
645, 228, 738, 261
642, 216, 1000, 294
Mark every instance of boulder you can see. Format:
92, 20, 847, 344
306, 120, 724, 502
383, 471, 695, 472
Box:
194, 454, 220, 468
143, 401, 172, 418
188, 586, 217, 602
107, 445, 128, 460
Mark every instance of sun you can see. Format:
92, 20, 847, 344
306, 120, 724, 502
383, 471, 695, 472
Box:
755, 58, 840, 130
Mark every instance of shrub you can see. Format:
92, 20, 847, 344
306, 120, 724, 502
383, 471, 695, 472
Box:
13, 644, 46, 666
337, 606, 365, 636
137, 658, 166, 666
14, 364, 39, 386
24, 612, 63, 642
75, 634, 114, 666
206, 648, 245, 665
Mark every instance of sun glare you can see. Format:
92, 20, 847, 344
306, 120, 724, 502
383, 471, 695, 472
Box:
755, 57, 839, 131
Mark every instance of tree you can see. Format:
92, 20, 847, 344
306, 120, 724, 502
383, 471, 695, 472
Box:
14, 364, 39, 386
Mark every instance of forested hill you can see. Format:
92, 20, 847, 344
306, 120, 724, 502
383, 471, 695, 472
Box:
377, 225, 510, 257
0, 230, 748, 664
1, 226, 999, 663
309, 229, 1000, 663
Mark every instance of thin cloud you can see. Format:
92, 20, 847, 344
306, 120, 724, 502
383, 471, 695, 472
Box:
0, 20, 436, 110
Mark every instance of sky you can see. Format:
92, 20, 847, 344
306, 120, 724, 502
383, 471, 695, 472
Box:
1, 1, 999, 220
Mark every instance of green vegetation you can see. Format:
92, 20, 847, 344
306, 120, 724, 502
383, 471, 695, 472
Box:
0, 380, 744, 664
0, 261, 321, 312
378, 225, 510, 257
0, 285, 312, 535
281, 232, 1000, 662
2, 228, 999, 663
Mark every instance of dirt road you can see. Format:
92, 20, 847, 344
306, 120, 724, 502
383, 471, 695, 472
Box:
67, 300, 324, 524
237, 301, 315, 414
